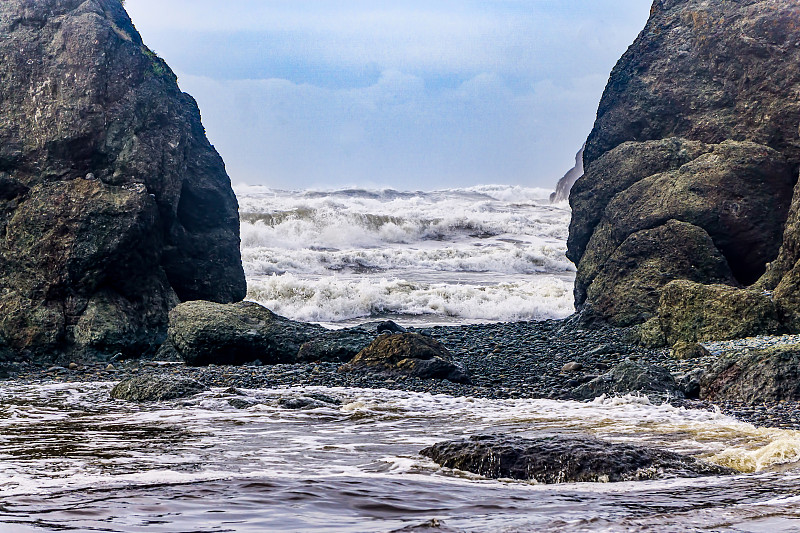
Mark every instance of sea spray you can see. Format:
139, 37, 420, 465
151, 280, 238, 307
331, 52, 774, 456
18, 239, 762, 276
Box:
235, 184, 575, 325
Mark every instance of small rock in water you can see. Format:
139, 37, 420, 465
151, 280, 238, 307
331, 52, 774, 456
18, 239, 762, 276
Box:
110, 374, 208, 402
68, 362, 78, 370
105, 364, 115, 371
561, 361, 584, 373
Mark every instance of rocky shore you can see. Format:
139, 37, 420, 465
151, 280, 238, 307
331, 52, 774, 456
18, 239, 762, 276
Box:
5, 316, 800, 430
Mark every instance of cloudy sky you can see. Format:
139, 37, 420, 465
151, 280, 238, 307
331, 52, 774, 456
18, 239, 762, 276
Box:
124, 1, 652, 190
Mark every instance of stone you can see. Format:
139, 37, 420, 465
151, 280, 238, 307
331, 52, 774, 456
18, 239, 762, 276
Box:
296, 328, 374, 363
657, 280, 782, 345
701, 344, 800, 404
671, 341, 712, 361
561, 361, 583, 373
420, 435, 735, 483
376, 320, 408, 334
571, 359, 684, 402
110, 374, 207, 402
339, 333, 471, 384
0, 0, 246, 362
674, 368, 705, 400
567, 0, 800, 327
168, 300, 326, 366
68, 362, 78, 370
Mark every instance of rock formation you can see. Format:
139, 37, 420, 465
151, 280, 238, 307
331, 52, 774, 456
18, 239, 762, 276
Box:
0, 0, 246, 361
550, 143, 584, 203
421, 435, 735, 483
568, 0, 800, 331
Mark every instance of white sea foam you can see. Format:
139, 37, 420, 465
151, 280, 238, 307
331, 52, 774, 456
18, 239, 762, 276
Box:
235, 184, 575, 324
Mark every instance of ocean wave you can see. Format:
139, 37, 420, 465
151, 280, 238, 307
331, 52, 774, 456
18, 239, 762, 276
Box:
246, 273, 574, 323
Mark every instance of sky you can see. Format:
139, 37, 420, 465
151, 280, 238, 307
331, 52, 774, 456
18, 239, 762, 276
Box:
124, 1, 653, 190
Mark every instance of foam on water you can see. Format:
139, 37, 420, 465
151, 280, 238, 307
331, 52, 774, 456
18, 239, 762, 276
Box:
235, 184, 575, 325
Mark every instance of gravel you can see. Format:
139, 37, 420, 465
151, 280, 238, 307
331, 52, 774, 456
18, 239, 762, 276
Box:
4, 316, 800, 429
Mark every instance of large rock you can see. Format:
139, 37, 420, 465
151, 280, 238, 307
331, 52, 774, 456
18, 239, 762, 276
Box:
568, 0, 800, 327
168, 300, 326, 366
110, 374, 208, 402
339, 333, 471, 384
656, 280, 782, 345
571, 359, 683, 402
701, 344, 800, 404
420, 435, 735, 483
296, 327, 375, 363
0, 0, 246, 362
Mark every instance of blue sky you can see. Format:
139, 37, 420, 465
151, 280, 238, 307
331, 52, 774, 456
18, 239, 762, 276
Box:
124, 1, 652, 190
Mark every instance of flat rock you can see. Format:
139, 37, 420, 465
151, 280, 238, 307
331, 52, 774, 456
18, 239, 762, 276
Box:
340, 333, 471, 384
110, 374, 208, 402
421, 435, 735, 483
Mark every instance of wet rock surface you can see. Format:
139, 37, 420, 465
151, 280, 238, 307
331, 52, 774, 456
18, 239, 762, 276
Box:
420, 435, 735, 483
169, 300, 325, 366
568, 0, 800, 328
0, 0, 246, 363
571, 359, 684, 402
110, 373, 207, 402
340, 333, 471, 384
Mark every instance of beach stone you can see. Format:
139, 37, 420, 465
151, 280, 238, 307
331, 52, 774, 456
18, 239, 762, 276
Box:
658, 280, 782, 345
421, 435, 735, 483
561, 361, 583, 373
674, 368, 705, 400
0, 0, 246, 362
297, 328, 374, 363
168, 300, 326, 366
571, 359, 683, 402
701, 344, 800, 404
376, 320, 408, 334
671, 341, 712, 361
110, 374, 207, 402
68, 362, 78, 370
340, 333, 471, 384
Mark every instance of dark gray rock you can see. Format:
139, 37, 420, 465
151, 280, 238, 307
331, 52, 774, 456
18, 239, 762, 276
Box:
420, 435, 735, 483
110, 374, 207, 402
571, 359, 684, 401
168, 300, 326, 366
340, 333, 471, 384
297, 328, 374, 363
701, 344, 800, 403
0, 0, 246, 362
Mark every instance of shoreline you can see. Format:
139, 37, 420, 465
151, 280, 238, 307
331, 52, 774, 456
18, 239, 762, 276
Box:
5, 317, 800, 430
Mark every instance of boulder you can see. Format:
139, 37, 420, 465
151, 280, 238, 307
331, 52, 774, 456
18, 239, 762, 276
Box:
670, 341, 712, 361
297, 327, 374, 363
168, 300, 326, 366
571, 359, 683, 402
420, 435, 735, 483
567, 0, 800, 327
0, 0, 246, 362
657, 280, 782, 345
110, 374, 207, 402
701, 344, 800, 404
339, 333, 471, 384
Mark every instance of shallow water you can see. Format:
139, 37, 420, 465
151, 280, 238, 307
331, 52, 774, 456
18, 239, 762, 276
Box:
3, 383, 800, 532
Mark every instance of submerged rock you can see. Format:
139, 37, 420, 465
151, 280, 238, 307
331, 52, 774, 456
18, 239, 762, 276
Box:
571, 359, 683, 402
168, 300, 326, 366
110, 374, 207, 402
340, 333, 471, 384
0, 0, 246, 362
421, 435, 735, 483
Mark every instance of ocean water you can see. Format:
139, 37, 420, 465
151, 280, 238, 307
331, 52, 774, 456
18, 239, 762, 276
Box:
2, 384, 800, 532
236, 184, 575, 326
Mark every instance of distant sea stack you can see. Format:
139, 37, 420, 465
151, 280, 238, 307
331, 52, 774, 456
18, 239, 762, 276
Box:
0, 0, 246, 362
567, 0, 800, 338
550, 144, 584, 204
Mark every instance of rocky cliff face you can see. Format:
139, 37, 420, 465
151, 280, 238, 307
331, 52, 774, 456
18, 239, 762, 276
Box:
0, 0, 247, 361
568, 0, 800, 329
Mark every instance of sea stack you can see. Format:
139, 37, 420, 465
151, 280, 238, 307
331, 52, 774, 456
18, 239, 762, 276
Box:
0, 0, 246, 362
567, 0, 800, 337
